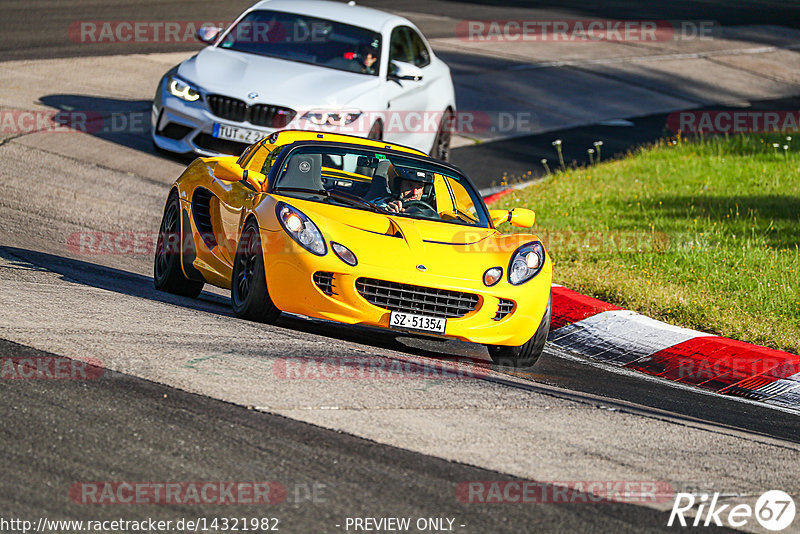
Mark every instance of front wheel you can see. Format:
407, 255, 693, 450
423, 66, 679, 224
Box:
153, 191, 204, 298
488, 293, 551, 368
231, 220, 281, 323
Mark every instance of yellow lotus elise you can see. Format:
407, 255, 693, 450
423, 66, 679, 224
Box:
154, 130, 552, 367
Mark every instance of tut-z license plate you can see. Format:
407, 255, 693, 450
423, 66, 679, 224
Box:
212, 123, 264, 143
389, 311, 446, 334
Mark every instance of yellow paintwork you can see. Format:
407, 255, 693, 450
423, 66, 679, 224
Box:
169, 130, 552, 346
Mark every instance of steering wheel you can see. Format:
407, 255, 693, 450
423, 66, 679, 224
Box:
402, 199, 439, 218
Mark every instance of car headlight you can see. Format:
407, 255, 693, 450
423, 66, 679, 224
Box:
167, 76, 201, 102
331, 242, 357, 266
302, 111, 362, 126
483, 267, 502, 287
276, 202, 326, 256
508, 242, 545, 285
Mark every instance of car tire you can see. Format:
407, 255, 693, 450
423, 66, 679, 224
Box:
153, 191, 205, 298
430, 109, 453, 161
231, 220, 282, 323
487, 292, 551, 368
367, 120, 383, 141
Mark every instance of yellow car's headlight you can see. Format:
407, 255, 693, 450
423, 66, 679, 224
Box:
508, 242, 545, 285
276, 202, 326, 256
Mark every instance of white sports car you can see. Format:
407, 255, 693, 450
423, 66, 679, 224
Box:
151, 0, 456, 159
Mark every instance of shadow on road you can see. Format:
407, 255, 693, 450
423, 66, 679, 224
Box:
0, 245, 485, 365
37, 94, 195, 164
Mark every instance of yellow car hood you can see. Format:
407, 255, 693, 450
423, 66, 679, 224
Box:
283, 197, 545, 283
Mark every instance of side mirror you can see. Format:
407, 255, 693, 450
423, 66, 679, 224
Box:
388, 60, 423, 81
489, 208, 535, 228
242, 169, 267, 191
211, 159, 244, 182
196, 26, 223, 44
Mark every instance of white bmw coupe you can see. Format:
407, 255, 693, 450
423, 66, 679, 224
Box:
151, 0, 456, 159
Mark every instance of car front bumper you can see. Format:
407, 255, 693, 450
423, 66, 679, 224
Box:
260, 228, 552, 347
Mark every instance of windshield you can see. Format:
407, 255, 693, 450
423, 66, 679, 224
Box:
270, 146, 491, 228
219, 10, 382, 76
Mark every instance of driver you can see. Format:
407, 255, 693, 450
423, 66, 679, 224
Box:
380, 167, 433, 214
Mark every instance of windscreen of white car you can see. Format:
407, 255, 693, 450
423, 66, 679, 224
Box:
271, 146, 491, 228
218, 10, 382, 76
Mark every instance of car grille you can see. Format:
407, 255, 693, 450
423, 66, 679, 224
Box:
193, 133, 250, 156
206, 95, 296, 128
313, 272, 336, 296
158, 122, 192, 140
494, 299, 515, 321
356, 277, 479, 319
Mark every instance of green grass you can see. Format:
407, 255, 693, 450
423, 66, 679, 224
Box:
492, 133, 800, 353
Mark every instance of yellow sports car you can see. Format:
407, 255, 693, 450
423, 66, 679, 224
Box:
154, 130, 552, 366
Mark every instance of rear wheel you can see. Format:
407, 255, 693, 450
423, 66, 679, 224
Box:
231, 220, 281, 323
488, 292, 551, 368
153, 192, 204, 297
430, 109, 453, 161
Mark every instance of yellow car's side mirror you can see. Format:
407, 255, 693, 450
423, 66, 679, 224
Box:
212, 159, 244, 182
489, 208, 535, 228
242, 169, 267, 191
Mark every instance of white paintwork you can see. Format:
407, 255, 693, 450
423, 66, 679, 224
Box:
548, 309, 712, 366
151, 0, 455, 156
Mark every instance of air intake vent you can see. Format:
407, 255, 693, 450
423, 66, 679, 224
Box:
313, 272, 335, 295
191, 188, 217, 248
356, 278, 479, 319
494, 299, 515, 321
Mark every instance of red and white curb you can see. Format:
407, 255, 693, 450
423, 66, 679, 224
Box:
547, 286, 800, 411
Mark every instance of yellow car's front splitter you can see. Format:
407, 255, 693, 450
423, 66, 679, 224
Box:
262, 231, 552, 347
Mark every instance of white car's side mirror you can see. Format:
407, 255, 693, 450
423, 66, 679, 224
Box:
389, 60, 423, 81
196, 26, 223, 44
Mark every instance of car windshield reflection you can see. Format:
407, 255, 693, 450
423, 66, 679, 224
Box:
219, 10, 382, 76
272, 146, 491, 228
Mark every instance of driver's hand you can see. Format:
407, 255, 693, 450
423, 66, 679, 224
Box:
386, 200, 404, 213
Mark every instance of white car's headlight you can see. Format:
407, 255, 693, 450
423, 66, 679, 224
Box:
167, 76, 201, 102
276, 202, 326, 256
302, 111, 362, 127
508, 242, 545, 285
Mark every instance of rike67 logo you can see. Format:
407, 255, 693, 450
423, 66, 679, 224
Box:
668, 490, 796, 531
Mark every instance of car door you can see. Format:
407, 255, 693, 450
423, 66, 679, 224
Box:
210, 143, 270, 264
382, 25, 435, 151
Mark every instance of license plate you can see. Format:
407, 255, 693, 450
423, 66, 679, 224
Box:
389, 311, 446, 334
212, 123, 264, 143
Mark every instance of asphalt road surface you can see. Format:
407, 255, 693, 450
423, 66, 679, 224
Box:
2, 1, 799, 533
